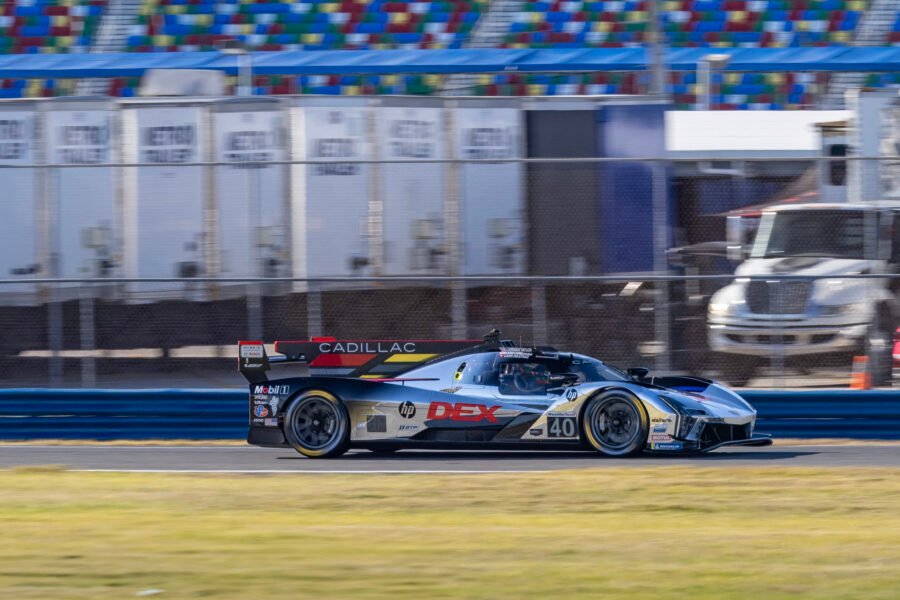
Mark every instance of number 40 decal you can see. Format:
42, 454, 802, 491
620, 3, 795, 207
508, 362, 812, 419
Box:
548, 416, 577, 438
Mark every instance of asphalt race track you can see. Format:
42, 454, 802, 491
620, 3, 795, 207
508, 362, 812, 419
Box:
1, 444, 899, 472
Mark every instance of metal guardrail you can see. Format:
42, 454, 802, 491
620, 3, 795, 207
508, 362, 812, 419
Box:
1, 389, 899, 441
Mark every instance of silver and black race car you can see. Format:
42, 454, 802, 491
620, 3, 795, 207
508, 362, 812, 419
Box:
239, 331, 771, 458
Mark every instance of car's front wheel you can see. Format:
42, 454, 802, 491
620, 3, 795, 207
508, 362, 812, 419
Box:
283, 390, 350, 458
581, 390, 649, 457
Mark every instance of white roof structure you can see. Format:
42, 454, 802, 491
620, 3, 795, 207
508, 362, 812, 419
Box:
666, 110, 851, 159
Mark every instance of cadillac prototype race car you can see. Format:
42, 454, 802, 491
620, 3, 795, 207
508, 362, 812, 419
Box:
239, 331, 771, 458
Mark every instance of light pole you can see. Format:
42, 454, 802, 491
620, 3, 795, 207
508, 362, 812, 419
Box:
218, 39, 253, 97
698, 53, 730, 110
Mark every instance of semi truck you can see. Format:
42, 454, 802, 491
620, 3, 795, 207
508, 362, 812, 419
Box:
707, 203, 900, 386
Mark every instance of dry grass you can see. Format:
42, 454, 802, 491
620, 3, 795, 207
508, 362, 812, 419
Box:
0, 467, 899, 599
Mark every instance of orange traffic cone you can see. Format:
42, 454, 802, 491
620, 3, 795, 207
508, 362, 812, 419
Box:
850, 355, 871, 390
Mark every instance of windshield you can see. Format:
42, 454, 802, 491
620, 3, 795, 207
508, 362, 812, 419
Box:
750, 210, 866, 259
567, 356, 632, 383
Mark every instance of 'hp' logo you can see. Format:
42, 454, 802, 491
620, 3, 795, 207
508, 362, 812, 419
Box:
398, 401, 416, 419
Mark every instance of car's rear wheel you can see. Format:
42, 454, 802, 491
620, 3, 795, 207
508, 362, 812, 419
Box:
582, 390, 648, 457
283, 391, 350, 458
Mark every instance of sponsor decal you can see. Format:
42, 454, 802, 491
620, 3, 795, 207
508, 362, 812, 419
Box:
399, 424, 418, 432
398, 401, 416, 419
565, 388, 578, 401
0, 116, 30, 161
548, 411, 577, 418
240, 344, 264, 359
268, 399, 279, 416
387, 118, 436, 159
427, 401, 500, 423
318, 341, 416, 353
461, 126, 515, 160
264, 418, 278, 427
650, 434, 673, 442
652, 424, 668, 433
141, 124, 196, 164
548, 416, 577, 438
529, 428, 543, 437
652, 442, 684, 451
499, 347, 532, 359
51, 113, 110, 165
253, 405, 269, 418
252, 418, 264, 425
254, 385, 290, 395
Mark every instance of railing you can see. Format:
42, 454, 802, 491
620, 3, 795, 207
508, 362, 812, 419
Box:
2, 388, 898, 441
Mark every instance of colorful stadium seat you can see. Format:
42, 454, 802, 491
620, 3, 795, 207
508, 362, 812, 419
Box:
0, 0, 106, 98
490, 0, 869, 108
109, 0, 487, 96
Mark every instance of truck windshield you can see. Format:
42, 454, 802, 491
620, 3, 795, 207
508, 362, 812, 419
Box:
750, 210, 865, 259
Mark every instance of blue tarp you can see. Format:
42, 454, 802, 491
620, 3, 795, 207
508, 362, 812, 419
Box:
1, 47, 900, 78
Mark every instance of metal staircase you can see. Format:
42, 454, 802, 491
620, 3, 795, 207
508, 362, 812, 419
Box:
441, 0, 526, 95
821, 0, 898, 109
76, 0, 144, 96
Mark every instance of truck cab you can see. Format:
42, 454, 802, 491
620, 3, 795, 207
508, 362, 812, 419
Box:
707, 203, 900, 386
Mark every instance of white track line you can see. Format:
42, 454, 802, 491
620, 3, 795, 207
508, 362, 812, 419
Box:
74, 469, 534, 474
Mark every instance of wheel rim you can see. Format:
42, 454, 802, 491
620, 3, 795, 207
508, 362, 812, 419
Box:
292, 397, 340, 450
589, 397, 642, 450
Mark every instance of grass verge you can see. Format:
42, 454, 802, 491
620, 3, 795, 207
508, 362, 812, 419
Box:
1, 467, 899, 599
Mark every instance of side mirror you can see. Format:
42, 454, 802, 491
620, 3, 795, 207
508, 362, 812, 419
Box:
627, 367, 650, 379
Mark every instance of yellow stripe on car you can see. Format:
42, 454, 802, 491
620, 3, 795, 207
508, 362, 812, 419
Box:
384, 353, 439, 363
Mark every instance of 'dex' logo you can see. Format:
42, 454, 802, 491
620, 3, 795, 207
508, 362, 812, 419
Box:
427, 401, 499, 423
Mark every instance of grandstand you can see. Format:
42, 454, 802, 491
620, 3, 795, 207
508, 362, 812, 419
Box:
0, 0, 898, 106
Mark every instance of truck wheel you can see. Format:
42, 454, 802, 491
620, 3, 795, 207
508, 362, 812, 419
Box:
718, 355, 759, 387
866, 310, 893, 388
581, 391, 649, 457
283, 391, 350, 458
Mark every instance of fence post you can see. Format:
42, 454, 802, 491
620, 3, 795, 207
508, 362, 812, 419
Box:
367, 102, 384, 276
770, 280, 786, 388
531, 283, 548, 346
444, 100, 467, 339
48, 287, 63, 387
79, 283, 96, 388
307, 280, 322, 338
652, 159, 671, 373
246, 165, 263, 342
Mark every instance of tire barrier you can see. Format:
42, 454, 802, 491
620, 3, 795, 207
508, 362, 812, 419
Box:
743, 390, 900, 440
0, 388, 898, 441
0, 389, 246, 440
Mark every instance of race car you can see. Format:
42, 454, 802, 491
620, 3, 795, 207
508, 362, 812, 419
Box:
239, 330, 771, 458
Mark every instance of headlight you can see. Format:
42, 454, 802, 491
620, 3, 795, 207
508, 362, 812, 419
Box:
658, 395, 704, 438
818, 302, 869, 316
709, 301, 741, 317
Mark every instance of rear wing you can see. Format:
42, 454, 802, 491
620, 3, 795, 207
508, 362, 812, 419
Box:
238, 337, 485, 384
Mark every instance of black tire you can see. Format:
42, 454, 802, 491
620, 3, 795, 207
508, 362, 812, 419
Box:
581, 390, 649, 457
717, 354, 760, 387
866, 309, 893, 388
283, 390, 350, 458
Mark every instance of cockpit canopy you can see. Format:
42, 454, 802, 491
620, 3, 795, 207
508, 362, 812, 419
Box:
452, 351, 631, 396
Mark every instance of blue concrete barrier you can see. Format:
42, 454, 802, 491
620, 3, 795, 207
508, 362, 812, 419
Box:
0, 388, 898, 440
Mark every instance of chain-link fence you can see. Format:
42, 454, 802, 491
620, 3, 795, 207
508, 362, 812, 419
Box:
0, 272, 894, 390
3, 146, 900, 388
